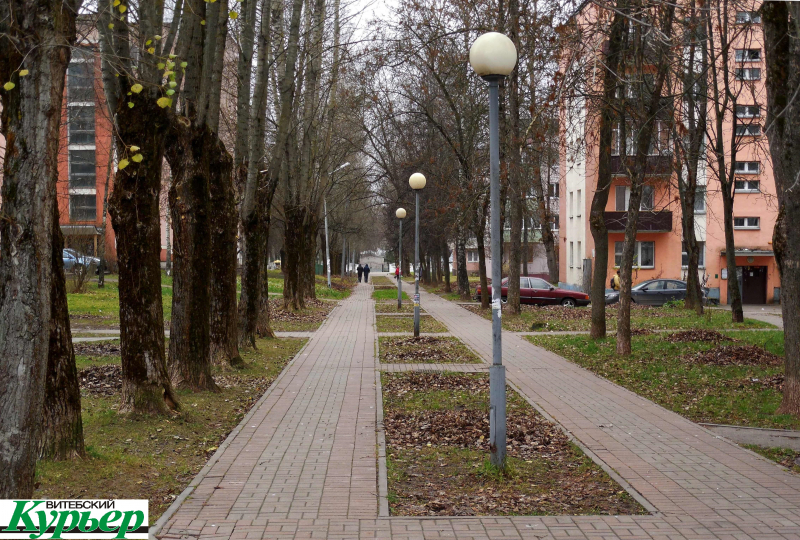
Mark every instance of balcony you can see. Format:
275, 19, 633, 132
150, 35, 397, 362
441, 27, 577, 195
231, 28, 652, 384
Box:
611, 155, 672, 176
604, 211, 673, 233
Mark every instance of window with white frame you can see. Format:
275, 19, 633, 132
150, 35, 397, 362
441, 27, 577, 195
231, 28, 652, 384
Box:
734, 161, 760, 174
467, 251, 479, 263
614, 241, 655, 268
615, 185, 654, 211
736, 105, 761, 118
67, 106, 95, 145
734, 217, 760, 229
682, 241, 706, 268
577, 241, 582, 268
569, 242, 574, 268
576, 190, 582, 217
611, 121, 670, 156
69, 150, 96, 189
569, 191, 574, 218
735, 67, 761, 80
735, 124, 761, 136
695, 186, 706, 213
548, 183, 559, 198
70, 194, 97, 222
68, 49, 95, 103
735, 179, 760, 192
735, 49, 761, 62
736, 11, 761, 23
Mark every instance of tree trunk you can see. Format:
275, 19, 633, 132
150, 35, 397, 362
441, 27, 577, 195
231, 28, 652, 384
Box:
505, 0, 522, 315
283, 205, 307, 310
97, 141, 115, 287
589, 4, 628, 340
165, 126, 219, 391
109, 97, 179, 414
477, 227, 490, 309
41, 201, 85, 460
721, 190, 744, 322
763, 1, 800, 416
522, 212, 529, 277
238, 210, 260, 348
0, 0, 76, 496
257, 189, 277, 338
208, 134, 243, 366
443, 240, 452, 293
456, 230, 470, 299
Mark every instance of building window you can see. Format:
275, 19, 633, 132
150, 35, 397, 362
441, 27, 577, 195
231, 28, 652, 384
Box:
682, 241, 706, 268
735, 105, 761, 118
67, 49, 95, 103
569, 191, 574, 218
736, 11, 761, 24
552, 215, 559, 230
734, 217, 760, 229
577, 241, 582, 268
734, 161, 760, 174
68, 106, 95, 145
735, 49, 761, 62
615, 241, 655, 268
735, 179, 760, 192
467, 251, 479, 263
694, 186, 706, 213
69, 150, 96, 189
569, 242, 574, 268
615, 185, 654, 211
70, 194, 97, 222
735, 67, 761, 81
576, 190, 582, 217
548, 183, 559, 198
735, 124, 761, 136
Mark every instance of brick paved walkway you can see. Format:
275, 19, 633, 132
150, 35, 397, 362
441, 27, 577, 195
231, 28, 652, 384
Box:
156, 281, 800, 540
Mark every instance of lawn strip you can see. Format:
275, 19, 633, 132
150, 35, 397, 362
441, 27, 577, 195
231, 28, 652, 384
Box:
379, 336, 482, 364
382, 372, 645, 516
374, 289, 409, 301
743, 445, 800, 473
35, 337, 307, 520
526, 331, 796, 429
376, 315, 447, 333
464, 304, 774, 332
375, 302, 423, 314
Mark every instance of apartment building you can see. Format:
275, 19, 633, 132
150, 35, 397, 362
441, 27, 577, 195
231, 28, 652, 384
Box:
559, 3, 779, 305
57, 44, 118, 264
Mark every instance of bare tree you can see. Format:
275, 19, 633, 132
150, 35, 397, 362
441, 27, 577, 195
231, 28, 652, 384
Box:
0, 0, 79, 495
762, 0, 800, 415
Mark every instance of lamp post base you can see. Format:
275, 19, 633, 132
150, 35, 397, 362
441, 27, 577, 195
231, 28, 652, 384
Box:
489, 363, 507, 469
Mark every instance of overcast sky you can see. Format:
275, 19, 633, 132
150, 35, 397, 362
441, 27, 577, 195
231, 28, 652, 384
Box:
350, 0, 398, 37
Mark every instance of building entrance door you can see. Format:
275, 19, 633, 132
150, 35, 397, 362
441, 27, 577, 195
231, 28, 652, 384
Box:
741, 266, 767, 304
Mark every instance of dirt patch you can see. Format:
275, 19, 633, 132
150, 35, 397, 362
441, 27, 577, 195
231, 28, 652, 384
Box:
375, 302, 420, 314
380, 337, 481, 364
270, 298, 335, 331
74, 341, 121, 357
630, 328, 654, 336
383, 372, 644, 516
79, 364, 123, 396
685, 345, 781, 367
376, 315, 447, 334
664, 330, 735, 343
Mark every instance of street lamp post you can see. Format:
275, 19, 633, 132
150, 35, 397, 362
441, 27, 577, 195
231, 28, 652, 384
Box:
469, 31, 517, 470
409, 173, 426, 337
396, 208, 407, 309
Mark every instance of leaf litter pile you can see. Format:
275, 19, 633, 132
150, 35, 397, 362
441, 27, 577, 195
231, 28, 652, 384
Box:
382, 372, 644, 516
380, 337, 481, 364
683, 345, 781, 367
269, 298, 335, 331
664, 330, 733, 344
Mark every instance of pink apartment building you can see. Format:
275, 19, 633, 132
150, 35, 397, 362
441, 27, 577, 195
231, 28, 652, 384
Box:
559, 2, 779, 305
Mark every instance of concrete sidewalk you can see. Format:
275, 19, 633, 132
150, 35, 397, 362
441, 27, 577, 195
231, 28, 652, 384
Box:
155, 282, 800, 539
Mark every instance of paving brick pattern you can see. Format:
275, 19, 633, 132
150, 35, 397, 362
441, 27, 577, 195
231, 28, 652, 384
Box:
157, 281, 800, 539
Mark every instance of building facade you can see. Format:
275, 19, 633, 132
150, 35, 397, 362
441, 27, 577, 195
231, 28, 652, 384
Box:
559, 2, 779, 304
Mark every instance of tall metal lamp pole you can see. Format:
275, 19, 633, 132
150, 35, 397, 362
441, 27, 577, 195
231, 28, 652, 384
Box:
396, 208, 407, 309
409, 173, 426, 337
469, 32, 517, 470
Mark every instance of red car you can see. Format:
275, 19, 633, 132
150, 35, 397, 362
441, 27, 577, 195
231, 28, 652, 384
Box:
475, 277, 590, 307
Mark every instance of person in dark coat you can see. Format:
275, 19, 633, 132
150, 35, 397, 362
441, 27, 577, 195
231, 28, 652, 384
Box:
363, 264, 371, 283
357, 264, 364, 282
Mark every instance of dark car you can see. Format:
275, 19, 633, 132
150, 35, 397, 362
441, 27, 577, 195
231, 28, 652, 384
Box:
605, 279, 708, 306
476, 277, 590, 307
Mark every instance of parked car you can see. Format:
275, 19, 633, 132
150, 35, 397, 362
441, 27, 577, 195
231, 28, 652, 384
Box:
62, 248, 101, 273
605, 279, 708, 306
475, 277, 591, 307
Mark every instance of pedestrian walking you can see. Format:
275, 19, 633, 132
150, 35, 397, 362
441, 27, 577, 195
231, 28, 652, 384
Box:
610, 271, 621, 291
395, 267, 400, 280
363, 264, 371, 283
357, 263, 364, 283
